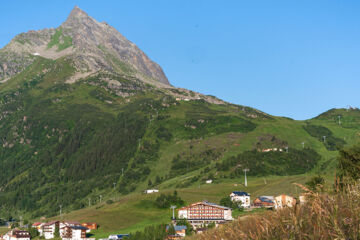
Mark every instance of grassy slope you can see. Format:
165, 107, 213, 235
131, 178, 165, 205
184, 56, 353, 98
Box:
49, 175, 312, 238
0, 57, 359, 237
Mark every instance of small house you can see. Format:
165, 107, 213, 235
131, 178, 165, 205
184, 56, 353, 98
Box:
108, 234, 130, 240
81, 222, 98, 231
253, 196, 275, 208
229, 191, 251, 208
145, 189, 159, 194
274, 194, 296, 209
205, 180, 212, 184
166, 225, 187, 237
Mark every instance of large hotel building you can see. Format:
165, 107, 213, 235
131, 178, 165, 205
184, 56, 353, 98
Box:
177, 201, 233, 227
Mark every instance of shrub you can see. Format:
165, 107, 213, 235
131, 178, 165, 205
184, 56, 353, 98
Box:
155, 191, 184, 209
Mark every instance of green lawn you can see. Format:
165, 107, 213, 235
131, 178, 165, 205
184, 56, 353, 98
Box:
43, 174, 326, 239
0, 227, 9, 235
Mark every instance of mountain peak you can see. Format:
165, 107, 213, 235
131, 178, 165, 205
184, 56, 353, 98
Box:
69, 6, 89, 18
62, 6, 95, 28
0, 6, 170, 86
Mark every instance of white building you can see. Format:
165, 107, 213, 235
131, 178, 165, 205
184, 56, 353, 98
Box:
61, 226, 88, 240
205, 179, 212, 184
145, 189, 159, 194
230, 191, 251, 208
274, 194, 296, 209
42, 221, 60, 239
3, 229, 30, 240
178, 201, 233, 228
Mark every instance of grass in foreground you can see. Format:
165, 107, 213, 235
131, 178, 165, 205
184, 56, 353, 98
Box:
188, 182, 360, 240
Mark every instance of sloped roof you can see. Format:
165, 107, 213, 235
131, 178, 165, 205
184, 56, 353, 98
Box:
65, 221, 80, 225
232, 191, 250, 196
43, 220, 59, 226
166, 225, 187, 231
178, 201, 231, 211
71, 226, 88, 230
258, 196, 275, 203
32, 222, 43, 226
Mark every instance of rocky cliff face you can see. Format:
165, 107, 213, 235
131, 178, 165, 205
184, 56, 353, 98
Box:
0, 6, 169, 85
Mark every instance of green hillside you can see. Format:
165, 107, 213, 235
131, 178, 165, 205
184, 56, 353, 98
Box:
0, 56, 359, 235
46, 175, 310, 239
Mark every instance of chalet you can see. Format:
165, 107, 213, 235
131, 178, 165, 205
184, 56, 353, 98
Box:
3, 229, 30, 240
229, 191, 251, 208
253, 196, 275, 208
31, 222, 43, 228
166, 225, 187, 237
177, 201, 233, 228
42, 221, 60, 239
31, 222, 44, 236
274, 194, 296, 209
61, 225, 88, 240
145, 189, 159, 194
81, 222, 98, 231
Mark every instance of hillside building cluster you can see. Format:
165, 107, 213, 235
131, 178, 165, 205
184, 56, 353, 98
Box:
0, 221, 98, 240
170, 191, 304, 238
0, 192, 304, 240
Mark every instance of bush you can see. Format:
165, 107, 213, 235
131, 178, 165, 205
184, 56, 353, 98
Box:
219, 196, 238, 209
155, 191, 185, 209
303, 124, 346, 150
305, 175, 325, 191
337, 143, 360, 188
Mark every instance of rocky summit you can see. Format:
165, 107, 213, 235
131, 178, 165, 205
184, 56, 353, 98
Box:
0, 6, 169, 85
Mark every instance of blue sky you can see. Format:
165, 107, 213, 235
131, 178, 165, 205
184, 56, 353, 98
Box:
1, 0, 359, 119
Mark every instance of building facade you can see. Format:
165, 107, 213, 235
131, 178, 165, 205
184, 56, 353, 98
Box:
274, 194, 296, 209
42, 221, 60, 239
81, 222, 98, 231
145, 189, 159, 194
230, 191, 251, 208
61, 226, 88, 240
253, 196, 275, 208
3, 229, 31, 240
177, 201, 233, 228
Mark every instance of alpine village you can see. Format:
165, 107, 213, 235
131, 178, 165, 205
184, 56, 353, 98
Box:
0, 5, 360, 240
